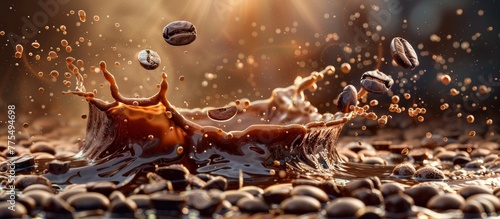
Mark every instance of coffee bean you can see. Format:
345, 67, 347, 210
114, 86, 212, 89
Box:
135, 180, 173, 194
336, 85, 357, 113
109, 191, 126, 203
163, 20, 197, 46
461, 199, 486, 218
0, 202, 28, 218
359, 70, 394, 95
352, 188, 383, 206
426, 193, 464, 211
391, 162, 416, 178
380, 182, 404, 198
403, 185, 439, 207
290, 185, 329, 203
412, 166, 445, 180
23, 184, 54, 194
467, 194, 500, 214
263, 184, 292, 204
86, 181, 117, 197
56, 187, 87, 201
207, 105, 238, 121
390, 37, 419, 70
222, 190, 254, 205
236, 197, 269, 213
18, 196, 36, 216
46, 160, 70, 175
156, 164, 189, 190
128, 194, 152, 210
109, 199, 137, 218
186, 189, 221, 216
15, 175, 52, 191
42, 196, 75, 218
30, 141, 56, 155
23, 190, 54, 209
67, 192, 110, 212
151, 192, 186, 215
343, 179, 374, 196
187, 174, 207, 189
137, 49, 161, 70
355, 206, 385, 219
458, 185, 492, 199
202, 176, 228, 191
453, 156, 471, 167
239, 185, 264, 197
280, 196, 321, 214
384, 193, 414, 214
325, 197, 365, 218
321, 180, 341, 199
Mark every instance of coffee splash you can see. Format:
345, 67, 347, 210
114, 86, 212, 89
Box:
47, 59, 351, 185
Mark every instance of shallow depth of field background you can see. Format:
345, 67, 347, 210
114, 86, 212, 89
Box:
0, 0, 499, 134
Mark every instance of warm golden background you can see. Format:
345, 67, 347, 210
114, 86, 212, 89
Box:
0, 0, 498, 134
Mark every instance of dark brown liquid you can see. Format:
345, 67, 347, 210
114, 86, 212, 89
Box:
47, 61, 350, 186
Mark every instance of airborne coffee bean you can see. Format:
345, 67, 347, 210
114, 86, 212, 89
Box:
162, 21, 197, 46
390, 37, 419, 70
137, 49, 161, 70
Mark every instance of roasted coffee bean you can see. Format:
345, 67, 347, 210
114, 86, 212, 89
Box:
322, 180, 341, 199
0, 202, 28, 218
23, 190, 54, 208
239, 186, 264, 197
380, 182, 405, 198
458, 185, 492, 199
453, 156, 471, 166
461, 199, 486, 218
86, 181, 117, 197
109, 191, 126, 203
336, 85, 357, 113
137, 49, 161, 70
390, 37, 419, 70
404, 184, 440, 207
46, 160, 70, 175
187, 189, 222, 216
413, 166, 445, 180
355, 206, 385, 219
67, 192, 110, 212
426, 193, 465, 211
384, 193, 414, 214
56, 187, 87, 201
325, 197, 365, 218
360, 70, 394, 94
18, 196, 36, 216
290, 185, 329, 203
128, 194, 152, 210
23, 184, 54, 194
467, 194, 500, 214
42, 196, 75, 218
222, 190, 254, 205
352, 188, 383, 206
163, 20, 197, 46
391, 162, 416, 178
30, 141, 56, 155
187, 174, 207, 189
151, 192, 186, 215
135, 180, 173, 194
202, 176, 228, 191
343, 178, 374, 196
236, 197, 269, 213
280, 196, 321, 214
263, 183, 292, 204
16, 176, 51, 192
156, 164, 189, 190
207, 105, 238, 121
109, 199, 137, 218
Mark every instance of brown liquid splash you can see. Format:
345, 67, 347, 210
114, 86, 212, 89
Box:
48, 60, 351, 186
